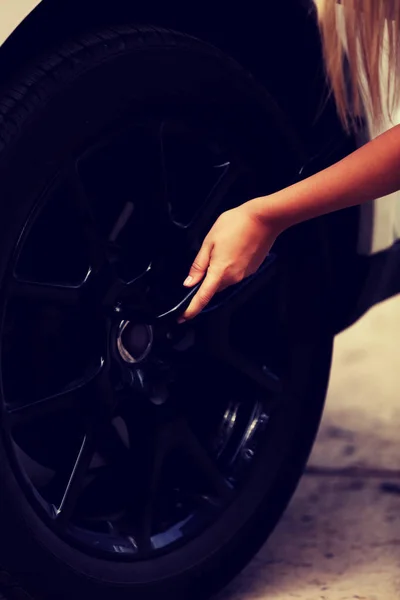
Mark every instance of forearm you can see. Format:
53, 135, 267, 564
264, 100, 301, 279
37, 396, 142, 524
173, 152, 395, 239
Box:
250, 124, 400, 230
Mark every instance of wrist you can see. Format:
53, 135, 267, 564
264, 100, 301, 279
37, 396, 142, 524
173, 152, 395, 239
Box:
246, 193, 293, 234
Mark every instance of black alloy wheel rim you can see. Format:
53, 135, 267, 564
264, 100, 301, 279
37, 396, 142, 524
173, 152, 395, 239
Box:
0, 117, 285, 560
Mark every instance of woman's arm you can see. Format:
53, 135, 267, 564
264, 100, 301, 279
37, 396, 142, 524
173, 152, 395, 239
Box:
250, 124, 400, 230
180, 124, 400, 322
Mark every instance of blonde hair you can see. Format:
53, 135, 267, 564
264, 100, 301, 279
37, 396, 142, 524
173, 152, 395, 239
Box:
315, 0, 400, 132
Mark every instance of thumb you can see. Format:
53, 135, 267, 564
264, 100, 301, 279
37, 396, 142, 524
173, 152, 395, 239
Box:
184, 242, 212, 287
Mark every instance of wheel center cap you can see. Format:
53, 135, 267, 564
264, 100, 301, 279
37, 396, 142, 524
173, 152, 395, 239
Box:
117, 320, 154, 364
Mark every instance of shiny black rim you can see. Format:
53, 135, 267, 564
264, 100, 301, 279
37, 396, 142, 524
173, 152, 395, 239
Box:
0, 118, 284, 560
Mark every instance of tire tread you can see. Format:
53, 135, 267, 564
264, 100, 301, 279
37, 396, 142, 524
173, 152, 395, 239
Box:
0, 24, 304, 162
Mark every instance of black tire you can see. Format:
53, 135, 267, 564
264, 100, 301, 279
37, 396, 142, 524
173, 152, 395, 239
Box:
0, 25, 332, 600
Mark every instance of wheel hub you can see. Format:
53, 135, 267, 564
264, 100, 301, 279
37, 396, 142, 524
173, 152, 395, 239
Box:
117, 320, 154, 364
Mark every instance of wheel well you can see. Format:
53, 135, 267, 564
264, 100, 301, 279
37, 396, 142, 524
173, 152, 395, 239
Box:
0, 0, 362, 331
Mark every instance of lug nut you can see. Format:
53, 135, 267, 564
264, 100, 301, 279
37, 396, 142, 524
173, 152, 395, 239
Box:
242, 448, 254, 461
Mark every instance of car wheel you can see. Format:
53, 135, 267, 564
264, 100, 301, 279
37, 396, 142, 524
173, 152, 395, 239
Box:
0, 25, 333, 600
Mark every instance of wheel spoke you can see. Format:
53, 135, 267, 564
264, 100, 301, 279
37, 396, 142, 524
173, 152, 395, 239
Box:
201, 255, 281, 394
96, 421, 129, 464
129, 425, 170, 554
113, 265, 152, 311
155, 122, 179, 240
66, 163, 108, 273
204, 305, 281, 396
155, 280, 203, 322
6, 359, 105, 426
217, 345, 281, 395
54, 431, 96, 524
118, 262, 198, 323
205, 254, 277, 317
159, 121, 242, 244
93, 355, 116, 411
125, 122, 178, 251
175, 419, 233, 502
103, 122, 187, 313
111, 123, 237, 317
9, 276, 82, 306
188, 162, 244, 247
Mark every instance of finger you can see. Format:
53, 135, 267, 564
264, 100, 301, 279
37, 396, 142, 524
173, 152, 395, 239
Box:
183, 241, 212, 287
180, 272, 221, 321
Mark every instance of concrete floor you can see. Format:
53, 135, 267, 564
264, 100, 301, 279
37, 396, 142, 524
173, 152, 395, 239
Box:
219, 296, 400, 600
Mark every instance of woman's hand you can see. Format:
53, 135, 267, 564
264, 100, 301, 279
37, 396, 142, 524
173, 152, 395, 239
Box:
179, 123, 400, 323
180, 200, 281, 322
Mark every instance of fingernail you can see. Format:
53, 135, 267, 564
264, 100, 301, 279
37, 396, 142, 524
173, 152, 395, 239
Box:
183, 276, 193, 287
177, 317, 186, 324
